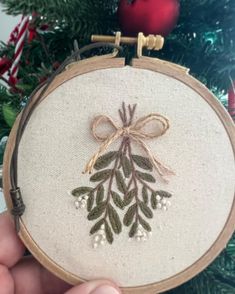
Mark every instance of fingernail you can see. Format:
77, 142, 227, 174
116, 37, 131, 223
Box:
91, 285, 120, 294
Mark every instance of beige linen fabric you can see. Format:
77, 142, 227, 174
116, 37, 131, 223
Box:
18, 66, 235, 287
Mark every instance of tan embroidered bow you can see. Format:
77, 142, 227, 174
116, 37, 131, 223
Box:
84, 113, 174, 180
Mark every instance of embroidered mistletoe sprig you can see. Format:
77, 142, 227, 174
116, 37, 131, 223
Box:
70, 103, 174, 247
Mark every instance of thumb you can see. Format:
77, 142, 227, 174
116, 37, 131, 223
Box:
64, 280, 121, 294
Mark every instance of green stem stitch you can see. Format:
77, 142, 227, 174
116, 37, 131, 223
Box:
126, 139, 141, 229
136, 175, 156, 193
103, 140, 125, 218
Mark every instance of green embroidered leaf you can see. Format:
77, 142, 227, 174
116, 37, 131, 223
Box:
132, 155, 153, 171
157, 190, 172, 198
123, 188, 137, 206
94, 151, 118, 170
115, 170, 127, 193
111, 191, 124, 209
129, 221, 138, 238
139, 202, 153, 219
87, 192, 94, 212
108, 204, 122, 234
151, 192, 157, 209
121, 154, 132, 178
139, 216, 152, 232
105, 220, 113, 244
142, 186, 148, 204
90, 219, 105, 235
90, 169, 112, 182
123, 204, 137, 226
87, 202, 106, 220
136, 171, 156, 183
96, 185, 105, 205
71, 187, 93, 197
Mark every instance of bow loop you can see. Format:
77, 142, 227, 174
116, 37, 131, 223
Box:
84, 105, 174, 181
131, 114, 170, 139
91, 115, 119, 142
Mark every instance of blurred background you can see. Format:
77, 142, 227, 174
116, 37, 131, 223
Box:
0, 3, 19, 213
0, 4, 20, 42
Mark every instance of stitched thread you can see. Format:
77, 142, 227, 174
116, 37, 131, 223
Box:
84, 106, 174, 181
71, 103, 174, 247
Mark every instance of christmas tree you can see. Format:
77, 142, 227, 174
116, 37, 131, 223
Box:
0, 0, 234, 292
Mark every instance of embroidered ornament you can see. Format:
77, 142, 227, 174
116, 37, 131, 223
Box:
70, 103, 173, 246
2, 39, 235, 292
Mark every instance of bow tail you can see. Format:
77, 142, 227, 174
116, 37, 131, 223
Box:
152, 156, 175, 176
134, 138, 175, 181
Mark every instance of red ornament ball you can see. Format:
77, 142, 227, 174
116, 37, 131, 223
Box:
118, 0, 180, 37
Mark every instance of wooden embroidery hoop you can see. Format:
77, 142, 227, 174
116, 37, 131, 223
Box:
3, 34, 235, 294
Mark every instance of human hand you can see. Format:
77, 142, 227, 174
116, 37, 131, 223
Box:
0, 212, 121, 294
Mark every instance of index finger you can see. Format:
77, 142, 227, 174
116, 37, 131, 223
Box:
0, 212, 25, 268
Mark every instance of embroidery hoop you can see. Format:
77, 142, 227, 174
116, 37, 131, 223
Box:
3, 38, 235, 293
